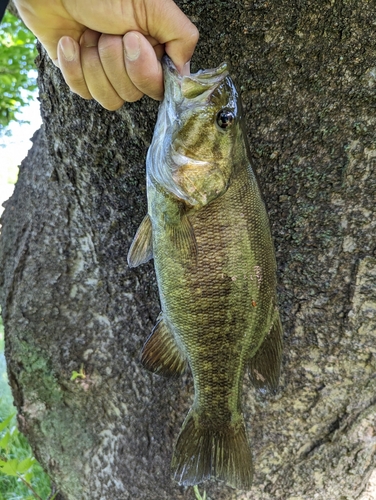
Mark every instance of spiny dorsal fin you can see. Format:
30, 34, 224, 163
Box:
248, 312, 283, 393
140, 314, 187, 377
127, 214, 153, 268
165, 214, 197, 263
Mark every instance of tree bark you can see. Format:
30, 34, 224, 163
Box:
1, 1, 376, 498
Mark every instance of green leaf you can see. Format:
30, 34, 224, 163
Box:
0, 75, 15, 86
0, 414, 15, 433
16, 456, 35, 474
71, 364, 86, 380
0, 458, 19, 476
23, 471, 33, 483
0, 430, 11, 449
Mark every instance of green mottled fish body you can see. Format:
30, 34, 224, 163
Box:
128, 56, 282, 490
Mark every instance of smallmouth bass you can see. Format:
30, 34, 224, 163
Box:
128, 56, 283, 490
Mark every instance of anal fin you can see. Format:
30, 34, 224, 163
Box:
140, 314, 187, 377
127, 214, 153, 268
248, 313, 283, 393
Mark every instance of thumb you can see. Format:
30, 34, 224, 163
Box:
147, 0, 199, 74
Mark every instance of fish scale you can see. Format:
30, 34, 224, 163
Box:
128, 55, 283, 490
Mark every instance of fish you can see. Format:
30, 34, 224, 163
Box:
127, 55, 283, 490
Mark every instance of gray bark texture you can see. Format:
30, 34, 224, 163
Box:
1, 1, 376, 499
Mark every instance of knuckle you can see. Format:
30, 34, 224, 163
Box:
190, 25, 200, 44
98, 34, 122, 59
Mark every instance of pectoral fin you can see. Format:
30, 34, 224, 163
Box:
165, 214, 197, 263
140, 314, 187, 377
248, 313, 283, 393
127, 214, 153, 268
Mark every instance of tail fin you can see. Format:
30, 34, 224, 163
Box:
171, 409, 253, 490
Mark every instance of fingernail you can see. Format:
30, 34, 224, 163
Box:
81, 30, 99, 48
60, 37, 76, 62
124, 33, 140, 61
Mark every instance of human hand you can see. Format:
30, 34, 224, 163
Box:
13, 0, 199, 109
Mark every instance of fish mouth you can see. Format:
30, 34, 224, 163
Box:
162, 55, 229, 101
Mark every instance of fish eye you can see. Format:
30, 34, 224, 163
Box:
216, 109, 235, 129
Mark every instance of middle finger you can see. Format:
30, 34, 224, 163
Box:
98, 34, 144, 103
80, 30, 125, 110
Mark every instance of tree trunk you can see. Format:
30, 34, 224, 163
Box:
1, 1, 376, 498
